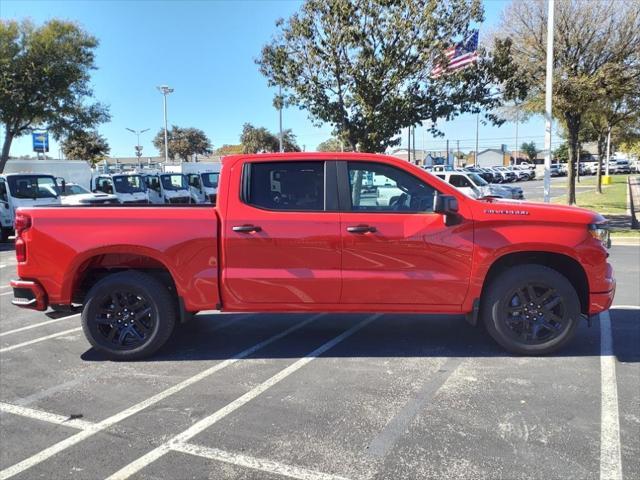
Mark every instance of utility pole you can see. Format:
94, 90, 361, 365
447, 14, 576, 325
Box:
446, 139, 449, 167
157, 85, 174, 163
126, 128, 150, 166
514, 107, 519, 165
475, 111, 480, 166
457, 140, 460, 167
605, 126, 612, 176
543, 0, 555, 203
407, 127, 411, 163
412, 126, 416, 164
278, 85, 283, 153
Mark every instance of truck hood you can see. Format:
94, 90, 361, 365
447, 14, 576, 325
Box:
473, 197, 604, 225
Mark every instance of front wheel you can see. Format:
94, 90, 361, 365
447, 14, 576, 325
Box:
81, 271, 176, 360
481, 264, 581, 355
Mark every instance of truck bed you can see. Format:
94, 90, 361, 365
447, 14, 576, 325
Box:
15, 206, 220, 312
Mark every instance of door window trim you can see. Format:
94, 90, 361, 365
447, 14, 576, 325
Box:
239, 160, 339, 213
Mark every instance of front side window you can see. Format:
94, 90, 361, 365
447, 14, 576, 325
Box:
62, 184, 89, 196
188, 174, 201, 188
8, 175, 58, 199
161, 174, 186, 191
0, 179, 8, 202
245, 161, 324, 211
347, 162, 436, 212
113, 175, 145, 194
449, 175, 472, 188
201, 172, 219, 188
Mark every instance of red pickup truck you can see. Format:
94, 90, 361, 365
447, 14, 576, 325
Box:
10, 153, 615, 359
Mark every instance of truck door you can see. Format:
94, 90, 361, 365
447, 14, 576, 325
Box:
188, 174, 204, 203
222, 160, 341, 305
338, 160, 473, 306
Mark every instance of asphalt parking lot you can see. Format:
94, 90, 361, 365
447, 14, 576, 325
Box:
517, 175, 598, 202
0, 242, 638, 480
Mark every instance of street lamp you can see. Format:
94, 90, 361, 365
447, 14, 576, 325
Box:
157, 85, 174, 162
125, 128, 150, 165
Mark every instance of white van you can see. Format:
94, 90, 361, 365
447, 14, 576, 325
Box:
92, 174, 149, 204
4, 159, 93, 190
0, 173, 61, 241
164, 163, 221, 204
144, 173, 192, 204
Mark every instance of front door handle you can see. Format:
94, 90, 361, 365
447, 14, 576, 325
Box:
346, 224, 376, 233
232, 224, 262, 233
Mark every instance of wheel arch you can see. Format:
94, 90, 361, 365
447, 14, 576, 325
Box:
480, 251, 589, 315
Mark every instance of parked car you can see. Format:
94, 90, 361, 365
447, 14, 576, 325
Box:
435, 171, 524, 200
164, 162, 221, 204
550, 163, 566, 177
57, 183, 119, 206
609, 159, 631, 174
491, 166, 517, 183
507, 166, 531, 181
10, 152, 614, 360
463, 166, 494, 183
0, 173, 61, 242
92, 174, 149, 204
144, 173, 192, 204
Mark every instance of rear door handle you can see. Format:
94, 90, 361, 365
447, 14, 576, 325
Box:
346, 225, 376, 233
232, 224, 262, 233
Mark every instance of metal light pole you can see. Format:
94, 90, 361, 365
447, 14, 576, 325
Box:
514, 107, 519, 165
475, 111, 480, 166
605, 127, 612, 176
543, 0, 555, 203
157, 85, 174, 163
278, 85, 283, 153
126, 128, 149, 164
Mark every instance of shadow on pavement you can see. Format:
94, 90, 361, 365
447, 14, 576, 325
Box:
80, 308, 638, 362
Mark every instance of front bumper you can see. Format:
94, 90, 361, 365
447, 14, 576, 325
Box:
10, 279, 48, 311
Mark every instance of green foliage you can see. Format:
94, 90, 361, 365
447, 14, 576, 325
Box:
0, 19, 110, 172
239, 123, 301, 153
61, 130, 109, 165
496, 0, 640, 204
520, 142, 538, 162
153, 126, 212, 161
317, 137, 353, 152
257, 0, 522, 153
214, 144, 244, 156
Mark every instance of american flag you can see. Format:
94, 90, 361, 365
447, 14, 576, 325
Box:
431, 31, 479, 77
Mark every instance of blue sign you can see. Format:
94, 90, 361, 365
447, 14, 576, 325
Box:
32, 132, 49, 153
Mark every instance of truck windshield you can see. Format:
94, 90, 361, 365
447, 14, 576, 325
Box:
161, 174, 187, 191
60, 184, 90, 196
201, 173, 219, 188
113, 175, 146, 193
7, 175, 58, 199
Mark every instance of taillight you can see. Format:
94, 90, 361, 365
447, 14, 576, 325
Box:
14, 212, 31, 263
15, 238, 26, 262
15, 212, 31, 237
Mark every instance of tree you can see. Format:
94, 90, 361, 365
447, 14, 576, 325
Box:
317, 137, 353, 152
496, 0, 640, 204
0, 19, 110, 172
554, 143, 568, 163
257, 0, 522, 153
214, 144, 243, 156
61, 130, 109, 165
520, 142, 538, 162
239, 123, 301, 153
153, 126, 212, 161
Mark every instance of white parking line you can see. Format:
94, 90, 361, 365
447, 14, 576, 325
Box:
0, 314, 80, 337
173, 443, 352, 480
0, 313, 325, 480
599, 310, 622, 480
0, 291, 13, 297
0, 327, 82, 353
0, 284, 11, 290
106, 314, 381, 480
0, 402, 95, 431
610, 304, 640, 310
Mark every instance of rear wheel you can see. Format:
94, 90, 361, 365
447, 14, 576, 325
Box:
81, 271, 176, 360
482, 264, 581, 355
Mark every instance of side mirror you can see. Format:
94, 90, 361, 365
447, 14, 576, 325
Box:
433, 194, 461, 226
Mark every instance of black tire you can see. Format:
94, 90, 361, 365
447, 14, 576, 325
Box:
81, 270, 176, 360
1, 227, 10, 243
481, 264, 581, 355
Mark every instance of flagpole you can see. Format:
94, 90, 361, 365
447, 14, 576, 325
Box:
543, 0, 555, 203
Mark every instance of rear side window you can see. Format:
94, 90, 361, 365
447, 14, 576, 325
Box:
244, 161, 325, 211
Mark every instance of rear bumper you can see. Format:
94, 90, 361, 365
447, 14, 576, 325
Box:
588, 282, 616, 315
9, 279, 48, 311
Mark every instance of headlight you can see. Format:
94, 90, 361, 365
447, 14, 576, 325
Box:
589, 223, 611, 249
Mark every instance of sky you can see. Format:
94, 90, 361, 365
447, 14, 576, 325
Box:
1, 0, 557, 159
